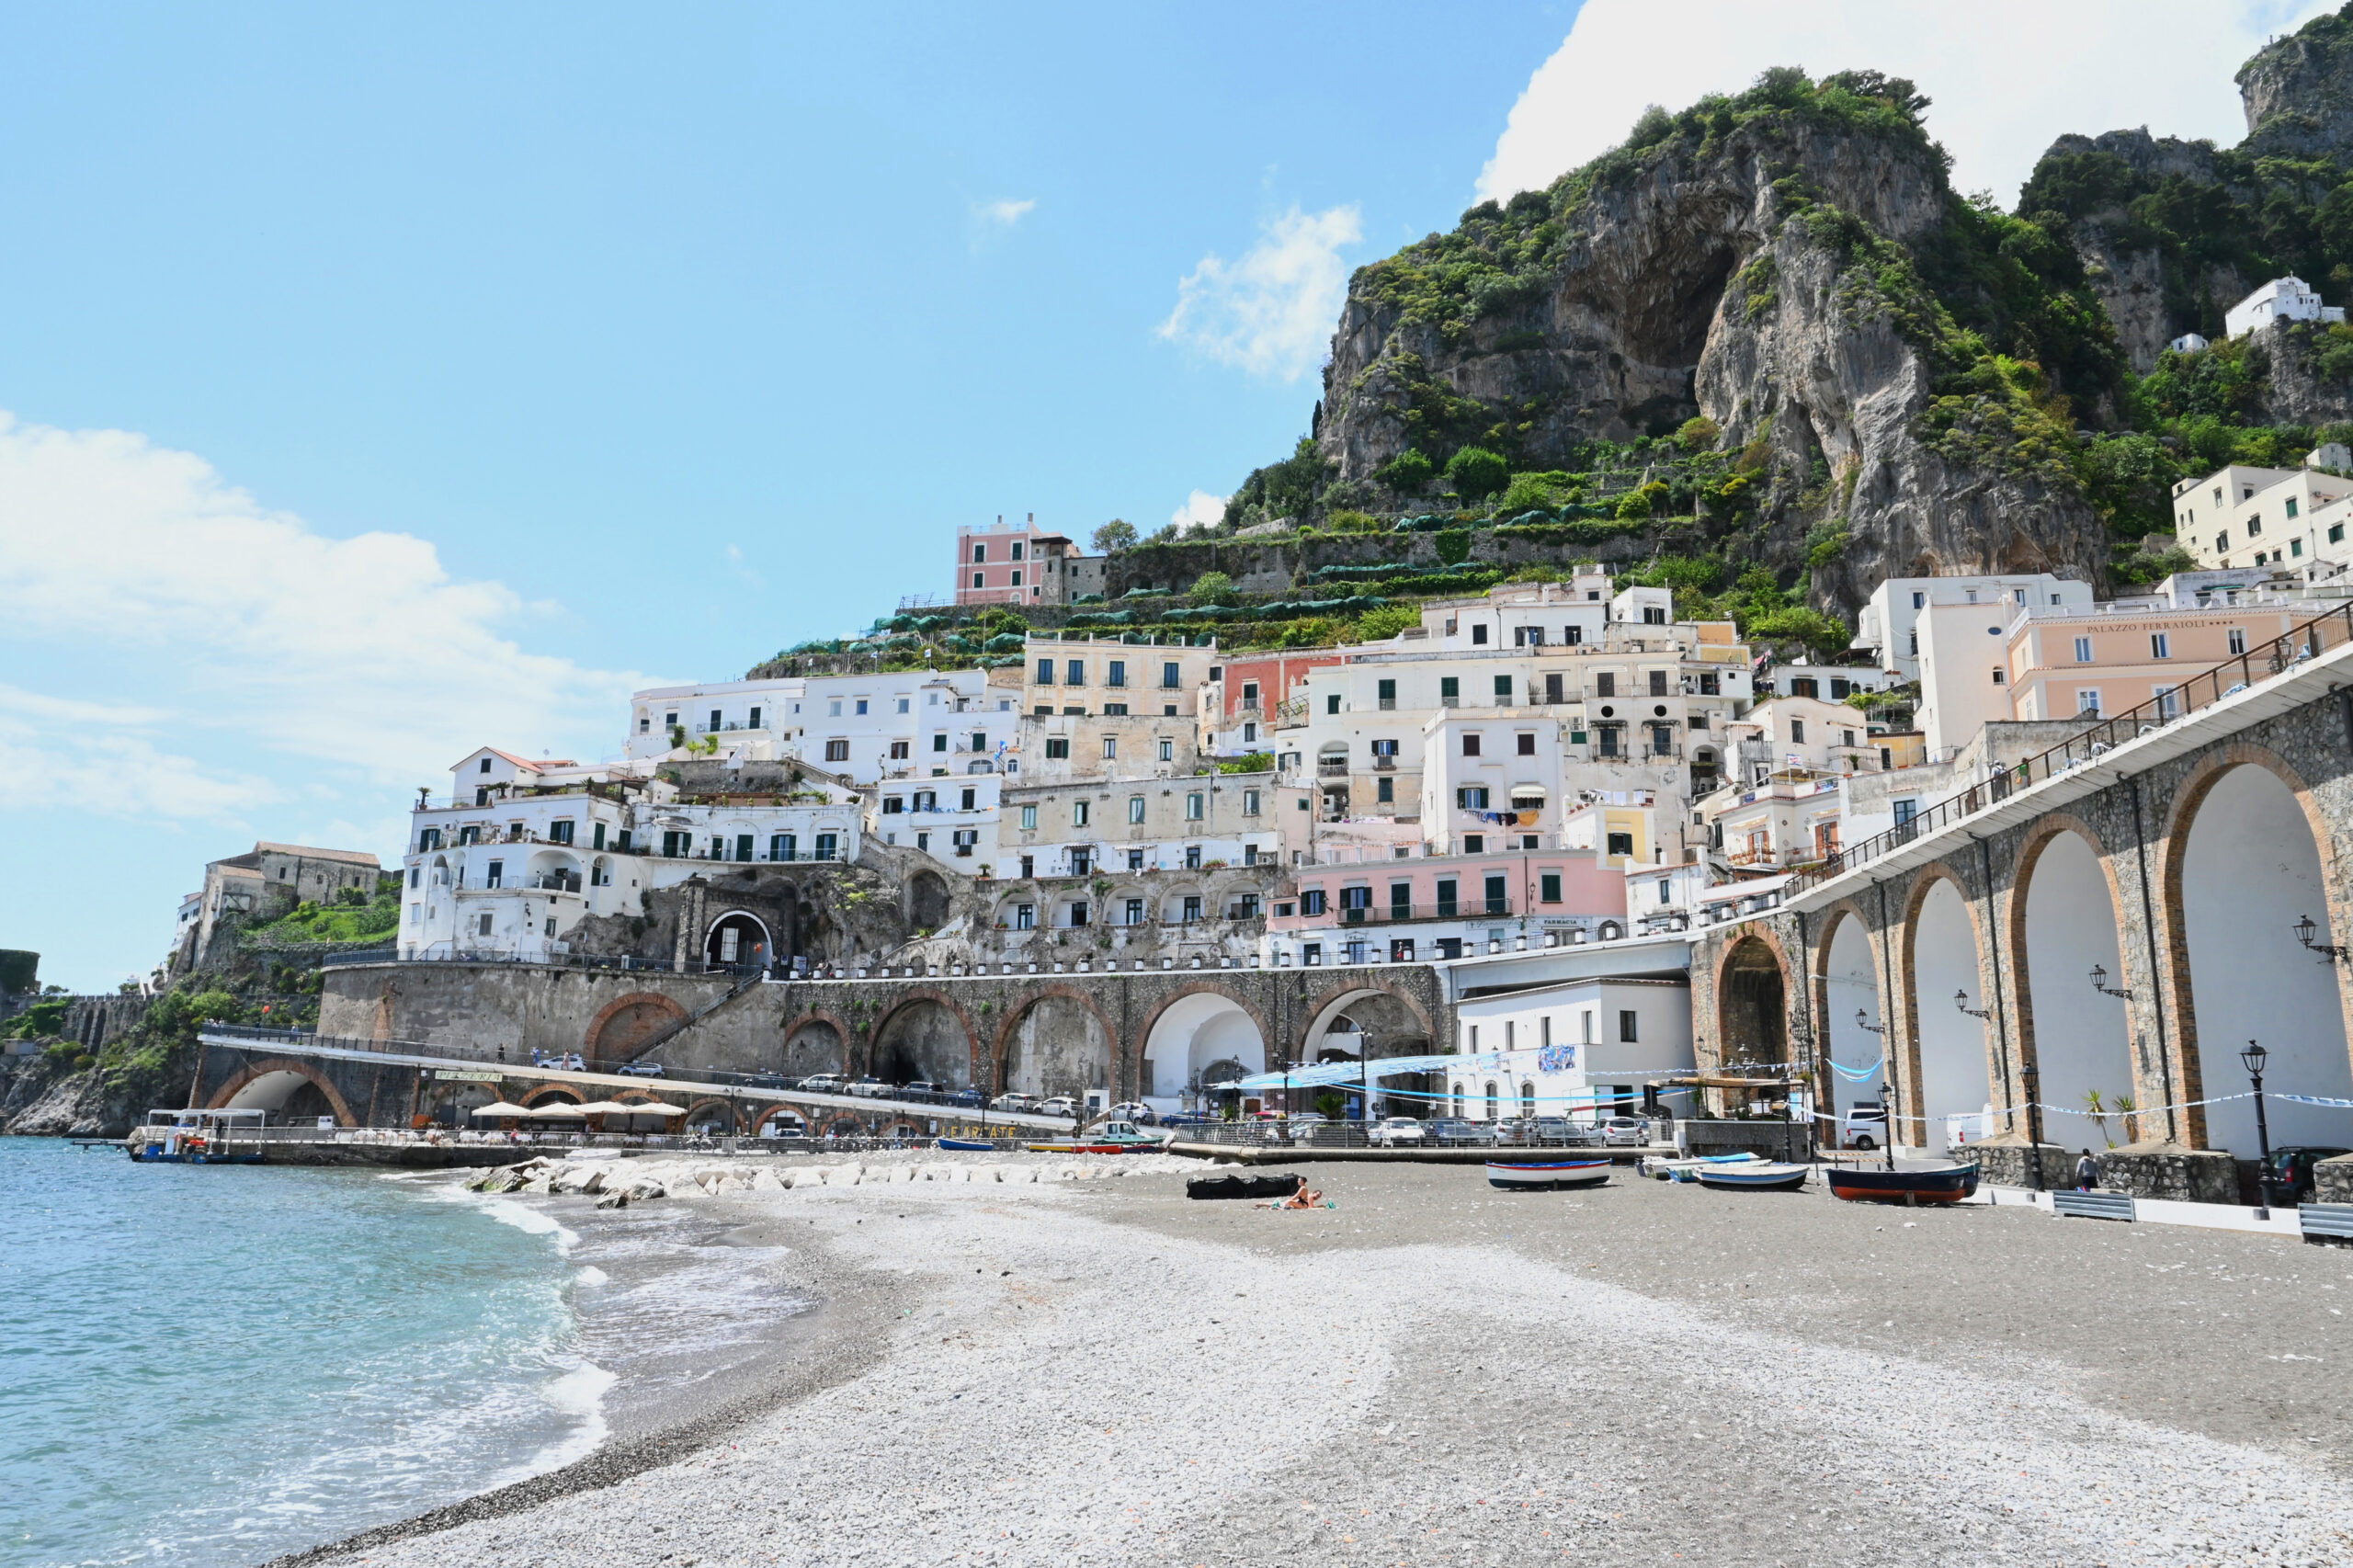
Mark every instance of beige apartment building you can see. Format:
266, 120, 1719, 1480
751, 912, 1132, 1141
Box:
2175, 447, 2353, 574
2002, 602, 2302, 723
1021, 636, 1218, 719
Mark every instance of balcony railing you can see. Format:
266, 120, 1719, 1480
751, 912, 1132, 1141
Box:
1291, 897, 1518, 926
1787, 598, 2353, 896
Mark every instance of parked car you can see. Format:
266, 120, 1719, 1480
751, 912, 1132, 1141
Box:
1034, 1096, 1078, 1119
1533, 1116, 1584, 1144
1370, 1116, 1427, 1146
2267, 1145, 2350, 1200
1422, 1118, 1482, 1144
990, 1092, 1037, 1112
1489, 1116, 1537, 1145
797, 1074, 847, 1094
1108, 1100, 1156, 1125
946, 1088, 985, 1108
743, 1071, 786, 1089
1283, 1111, 1329, 1141
1600, 1116, 1648, 1147
902, 1080, 942, 1100
616, 1061, 665, 1078
844, 1076, 887, 1097
1842, 1101, 1889, 1150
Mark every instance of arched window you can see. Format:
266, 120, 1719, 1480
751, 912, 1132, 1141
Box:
1520, 1082, 1536, 1118
1483, 1081, 1499, 1120
1450, 1081, 1463, 1117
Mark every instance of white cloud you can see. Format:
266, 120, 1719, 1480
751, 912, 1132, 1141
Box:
1477, 1, 2336, 210
1171, 490, 1226, 531
1158, 204, 1362, 381
976, 198, 1037, 227
0, 412, 645, 821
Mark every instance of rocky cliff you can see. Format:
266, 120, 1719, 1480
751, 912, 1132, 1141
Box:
1308, 70, 2115, 611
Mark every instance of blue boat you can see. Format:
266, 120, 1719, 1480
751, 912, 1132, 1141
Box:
1485, 1158, 1611, 1191
938, 1136, 997, 1152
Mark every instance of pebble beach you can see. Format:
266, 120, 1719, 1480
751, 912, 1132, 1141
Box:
281, 1154, 2353, 1568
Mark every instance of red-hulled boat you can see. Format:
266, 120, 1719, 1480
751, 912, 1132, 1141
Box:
1827, 1162, 1979, 1205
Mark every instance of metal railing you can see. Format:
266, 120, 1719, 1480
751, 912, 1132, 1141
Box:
1789, 599, 2353, 895
1295, 897, 1517, 926
1170, 1120, 1616, 1150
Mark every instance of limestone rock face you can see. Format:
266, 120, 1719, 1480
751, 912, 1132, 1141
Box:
2239, 12, 2353, 159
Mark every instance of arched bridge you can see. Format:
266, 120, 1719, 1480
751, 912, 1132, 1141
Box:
1693, 607, 2353, 1199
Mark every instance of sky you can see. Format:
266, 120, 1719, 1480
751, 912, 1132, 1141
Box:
0, 0, 2335, 991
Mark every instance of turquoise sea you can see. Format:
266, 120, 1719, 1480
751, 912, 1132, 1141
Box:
0, 1141, 600, 1568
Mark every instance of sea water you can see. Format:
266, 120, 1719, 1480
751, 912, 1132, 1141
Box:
0, 1141, 598, 1568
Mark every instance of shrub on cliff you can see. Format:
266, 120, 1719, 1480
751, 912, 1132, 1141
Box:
1444, 446, 1508, 502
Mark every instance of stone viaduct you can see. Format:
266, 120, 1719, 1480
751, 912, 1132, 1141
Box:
1691, 634, 2353, 1199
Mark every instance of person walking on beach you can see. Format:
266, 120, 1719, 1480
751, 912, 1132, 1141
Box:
2075, 1149, 2099, 1192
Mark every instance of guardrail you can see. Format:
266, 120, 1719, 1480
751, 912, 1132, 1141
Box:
1170, 1121, 1620, 1151
1789, 599, 2353, 895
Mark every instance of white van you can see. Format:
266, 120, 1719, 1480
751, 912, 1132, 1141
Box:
1842, 1102, 1888, 1149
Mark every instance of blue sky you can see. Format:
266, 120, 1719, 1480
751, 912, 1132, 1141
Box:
0, 0, 2322, 990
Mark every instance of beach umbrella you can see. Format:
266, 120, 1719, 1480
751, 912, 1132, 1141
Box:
522, 1101, 592, 1119
470, 1101, 535, 1118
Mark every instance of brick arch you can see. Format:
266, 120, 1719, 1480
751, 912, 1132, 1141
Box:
2004, 812, 2131, 1096
521, 1083, 587, 1108
585, 991, 689, 1060
780, 1007, 856, 1072
869, 986, 984, 1085
1893, 858, 1994, 1145
750, 1101, 809, 1134
1132, 981, 1275, 1082
1708, 922, 1796, 1079
2154, 740, 2353, 1145
1289, 976, 1438, 1062
992, 983, 1124, 1097
205, 1058, 358, 1126
1808, 897, 1887, 1125
681, 1096, 738, 1132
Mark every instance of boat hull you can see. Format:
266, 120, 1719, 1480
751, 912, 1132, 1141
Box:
1694, 1162, 1810, 1192
1485, 1159, 1611, 1191
126, 1146, 265, 1165
1828, 1163, 1979, 1205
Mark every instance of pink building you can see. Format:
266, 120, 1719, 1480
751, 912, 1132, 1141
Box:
1269, 846, 1628, 963
955, 515, 1081, 608
1201, 649, 1344, 754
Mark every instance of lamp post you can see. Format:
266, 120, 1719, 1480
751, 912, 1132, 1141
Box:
1856, 1008, 1894, 1171
2018, 1059, 2045, 1193
2242, 1040, 2277, 1219
2293, 914, 2347, 963
2088, 963, 2132, 1000
1954, 989, 1989, 1020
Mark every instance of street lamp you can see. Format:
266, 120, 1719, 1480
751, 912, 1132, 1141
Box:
2088, 963, 2133, 1001
2242, 1040, 2277, 1218
1855, 1008, 1885, 1035
1954, 989, 1990, 1020
2293, 914, 2347, 962
2018, 1059, 2045, 1193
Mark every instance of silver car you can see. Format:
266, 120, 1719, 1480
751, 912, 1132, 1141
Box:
1600, 1116, 1648, 1147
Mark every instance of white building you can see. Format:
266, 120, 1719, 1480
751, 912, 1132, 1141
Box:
1914, 601, 2029, 757
1447, 977, 1695, 1122
1856, 574, 2093, 681
2223, 276, 2346, 339
871, 772, 1003, 869
2167, 332, 2210, 354
2174, 449, 2353, 574
624, 669, 1021, 784
1756, 662, 1898, 702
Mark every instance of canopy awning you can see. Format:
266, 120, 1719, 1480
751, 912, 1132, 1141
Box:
469, 1101, 536, 1118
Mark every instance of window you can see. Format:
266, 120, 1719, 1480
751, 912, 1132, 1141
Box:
1326, 694, 1341, 715
1494, 674, 1512, 702
1911, 591, 1926, 609
1440, 676, 1460, 706
1456, 786, 1490, 810
2333, 523, 2346, 544
1065, 659, 1085, 686
1185, 843, 1201, 869
1563, 625, 1582, 645
480, 756, 494, 774
1010, 570, 1023, 587
1643, 606, 1666, 626
478, 913, 494, 937
2075, 689, 2101, 716
2288, 497, 2301, 518
1435, 879, 1459, 916
1595, 672, 1615, 698
735, 834, 755, 862
1892, 798, 1918, 826
485, 859, 504, 888
2293, 539, 2305, 557
1101, 737, 1117, 759
959, 787, 975, 811
1540, 871, 1562, 903
1019, 804, 1038, 830
889, 740, 910, 760
1129, 793, 1149, 824
1462, 733, 1482, 756
1107, 659, 1127, 687
1302, 889, 1327, 915
1991, 666, 2006, 686
2151, 632, 2171, 660
1648, 669, 1667, 697
1184, 790, 1204, 821
883, 794, 905, 814
854, 699, 868, 716
2075, 636, 2093, 663
1183, 894, 1204, 922
1157, 738, 1173, 762
824, 739, 849, 762
1015, 903, 1035, 930
1161, 662, 1181, 688
1124, 896, 1144, 926
1790, 719, 1805, 744
1483, 873, 1506, 914
1036, 658, 1055, 684
1044, 737, 1069, 759
1377, 678, 1396, 709
771, 833, 796, 861
661, 830, 687, 857
2216, 533, 2231, 555
1463, 834, 1484, 854
1472, 623, 1489, 644
973, 542, 987, 563
972, 572, 985, 588
1606, 830, 1633, 857
1390, 881, 1413, 917
2228, 627, 2246, 655
933, 733, 948, 753
1619, 1010, 1639, 1043
2247, 516, 2262, 537
1376, 778, 1393, 802
1011, 540, 1025, 560
2154, 685, 2181, 721
1517, 732, 1536, 756
1243, 789, 1261, 814
1073, 800, 1089, 826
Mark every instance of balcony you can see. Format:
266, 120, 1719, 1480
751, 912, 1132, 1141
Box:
1316, 758, 1351, 778
1294, 896, 1520, 927
1371, 755, 1396, 771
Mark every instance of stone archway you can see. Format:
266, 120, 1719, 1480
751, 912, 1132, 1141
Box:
871, 992, 983, 1088
2008, 815, 2136, 1147
585, 991, 689, 1061
906, 869, 951, 930
1714, 933, 1790, 1072
206, 1059, 358, 1126
995, 985, 1121, 1101
705, 911, 773, 969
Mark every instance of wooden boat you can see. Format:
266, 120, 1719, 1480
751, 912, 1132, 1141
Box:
1485, 1158, 1611, 1191
937, 1136, 997, 1152
1828, 1162, 1979, 1206
1639, 1152, 1760, 1181
1693, 1161, 1811, 1192
1024, 1119, 1165, 1155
